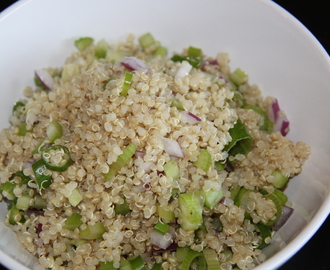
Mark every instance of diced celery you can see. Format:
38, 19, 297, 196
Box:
121, 72, 133, 97
163, 160, 180, 180
18, 123, 32, 136
223, 247, 233, 261
229, 186, 241, 201
229, 68, 248, 86
193, 149, 212, 172
178, 193, 204, 231
272, 170, 289, 189
214, 160, 225, 172
120, 260, 132, 270
156, 204, 175, 222
170, 99, 185, 111
128, 255, 147, 270
68, 187, 83, 207
33, 194, 47, 210
203, 248, 221, 270
138, 33, 155, 49
153, 46, 167, 57
153, 220, 170, 235
115, 197, 130, 215
0, 182, 16, 199
203, 188, 223, 209
79, 222, 105, 240
177, 247, 202, 270
16, 194, 32, 211
103, 144, 137, 181
187, 46, 202, 58
64, 213, 83, 231
95, 39, 108, 59
100, 261, 116, 270
106, 49, 130, 62
74, 37, 94, 51
46, 119, 63, 143
151, 263, 162, 270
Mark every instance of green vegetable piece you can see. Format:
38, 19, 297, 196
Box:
46, 119, 63, 143
12, 101, 25, 113
163, 160, 180, 180
103, 144, 137, 181
151, 263, 162, 270
214, 160, 225, 172
193, 149, 212, 172
68, 187, 83, 207
170, 99, 185, 111
203, 188, 223, 210
178, 193, 204, 231
272, 170, 289, 189
223, 247, 233, 261
16, 194, 32, 211
79, 222, 105, 240
255, 223, 272, 249
243, 104, 273, 133
115, 197, 130, 215
273, 189, 288, 205
171, 55, 201, 68
100, 261, 116, 270
34, 75, 45, 89
64, 213, 83, 231
262, 193, 283, 226
153, 46, 167, 57
103, 77, 116, 89
203, 248, 221, 270
32, 159, 52, 192
224, 118, 253, 159
177, 247, 202, 270
18, 123, 32, 136
121, 72, 133, 97
8, 203, 22, 225
153, 220, 170, 235
138, 33, 155, 49
229, 186, 241, 201
234, 188, 255, 207
120, 260, 132, 270
41, 145, 72, 172
33, 194, 47, 210
187, 46, 202, 58
156, 204, 175, 222
74, 37, 94, 51
128, 255, 147, 270
197, 254, 207, 270
95, 39, 108, 59
11, 171, 31, 186
229, 68, 248, 86
0, 182, 16, 199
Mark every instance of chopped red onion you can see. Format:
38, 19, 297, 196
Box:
181, 111, 201, 124
272, 205, 294, 231
220, 197, 234, 206
153, 242, 178, 253
175, 61, 192, 79
138, 161, 153, 174
35, 69, 55, 90
135, 150, 146, 158
150, 227, 175, 250
121, 56, 148, 71
160, 137, 185, 158
201, 59, 219, 71
268, 98, 290, 136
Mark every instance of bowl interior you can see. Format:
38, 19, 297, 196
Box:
0, 0, 329, 269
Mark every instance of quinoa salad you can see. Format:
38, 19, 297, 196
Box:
0, 33, 311, 270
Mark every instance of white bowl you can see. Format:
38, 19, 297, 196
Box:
0, 0, 329, 269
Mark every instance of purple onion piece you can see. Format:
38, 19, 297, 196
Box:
35, 69, 55, 90
121, 56, 148, 71
272, 205, 294, 231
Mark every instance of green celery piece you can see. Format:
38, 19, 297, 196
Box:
193, 149, 212, 172
229, 186, 241, 201
46, 119, 63, 143
197, 254, 207, 270
243, 104, 273, 133
115, 197, 130, 215
153, 46, 167, 57
203, 188, 223, 209
120, 260, 132, 270
156, 204, 175, 222
229, 68, 248, 86
223, 247, 233, 261
32, 159, 52, 192
203, 249, 221, 270
138, 33, 155, 49
33, 194, 47, 210
128, 255, 147, 270
178, 193, 204, 231
163, 160, 180, 180
68, 187, 83, 207
95, 39, 108, 59
177, 247, 202, 270
100, 261, 116, 270
187, 46, 202, 58
262, 193, 283, 226
214, 160, 225, 172
255, 223, 272, 249
74, 37, 94, 51
170, 99, 185, 111
0, 182, 16, 199
153, 220, 170, 235
103, 144, 137, 181
79, 222, 105, 240
16, 194, 32, 211
273, 189, 288, 205
64, 213, 83, 231
151, 263, 162, 270
121, 72, 133, 97
224, 118, 253, 159
272, 170, 289, 189
18, 123, 32, 136
8, 203, 22, 225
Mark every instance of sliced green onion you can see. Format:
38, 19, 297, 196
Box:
121, 72, 133, 97
229, 186, 241, 201
68, 187, 83, 207
242, 104, 273, 133
187, 46, 202, 58
41, 145, 72, 172
12, 101, 25, 113
95, 39, 108, 59
103, 77, 116, 89
203, 249, 221, 270
8, 203, 23, 225
229, 68, 248, 86
170, 99, 185, 111
32, 159, 52, 192
233, 188, 257, 220
171, 55, 202, 68
272, 170, 289, 189
203, 188, 223, 210
79, 222, 105, 240
120, 260, 132, 270
100, 261, 116, 270
11, 171, 31, 186
74, 37, 94, 51
223, 247, 233, 261
0, 181, 16, 199
138, 33, 155, 49
212, 216, 223, 232
115, 197, 130, 215
153, 46, 167, 57
103, 144, 137, 181
262, 193, 283, 226
156, 204, 175, 222
17, 123, 32, 136
193, 149, 212, 172
197, 254, 207, 270
33, 194, 47, 210
153, 220, 170, 235
46, 119, 63, 143
16, 194, 32, 211
255, 223, 272, 249
163, 160, 180, 180
151, 263, 162, 270
273, 189, 288, 205
64, 213, 83, 231
224, 118, 253, 159
128, 255, 147, 270
34, 75, 46, 89
178, 193, 204, 231
177, 247, 202, 270
214, 160, 225, 172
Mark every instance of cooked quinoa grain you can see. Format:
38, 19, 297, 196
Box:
0, 33, 310, 270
